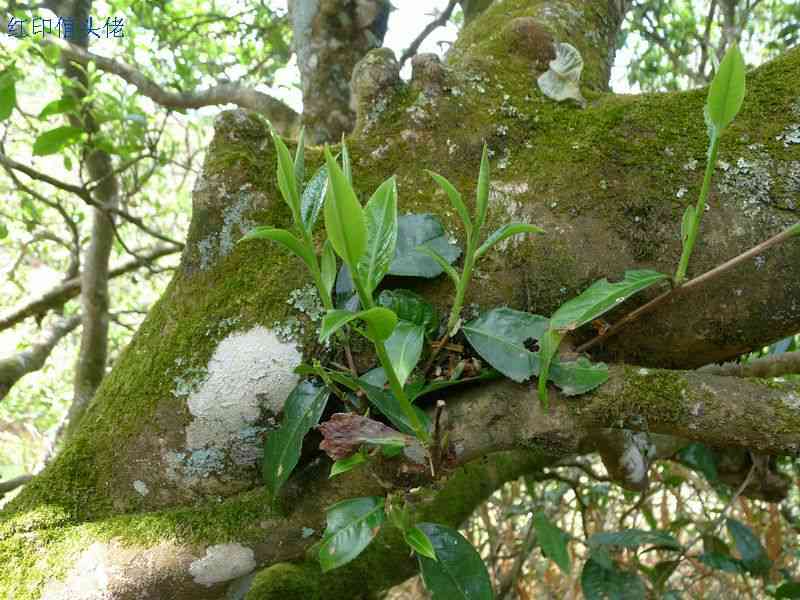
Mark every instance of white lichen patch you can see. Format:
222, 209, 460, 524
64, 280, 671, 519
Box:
42, 543, 110, 600
197, 191, 257, 271
133, 480, 150, 496
784, 392, 800, 411
620, 431, 656, 487
167, 326, 301, 483
189, 543, 256, 587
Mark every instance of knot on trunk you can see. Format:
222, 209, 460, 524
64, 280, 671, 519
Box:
350, 47, 402, 132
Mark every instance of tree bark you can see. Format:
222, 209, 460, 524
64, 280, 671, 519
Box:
2, 1, 800, 598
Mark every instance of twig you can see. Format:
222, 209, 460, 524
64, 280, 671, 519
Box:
399, 0, 459, 65
577, 223, 800, 354
0, 474, 33, 496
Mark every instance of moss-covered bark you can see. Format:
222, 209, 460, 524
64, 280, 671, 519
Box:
2, 1, 800, 597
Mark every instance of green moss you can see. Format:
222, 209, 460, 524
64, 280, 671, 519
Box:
246, 563, 322, 600
600, 367, 692, 425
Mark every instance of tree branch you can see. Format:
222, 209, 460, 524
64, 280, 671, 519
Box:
0, 315, 81, 400
0, 244, 180, 332
45, 36, 299, 136
699, 351, 800, 378
400, 0, 459, 65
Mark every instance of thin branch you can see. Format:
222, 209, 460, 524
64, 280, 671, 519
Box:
44, 36, 299, 134
0, 314, 81, 400
0, 151, 184, 248
399, 0, 459, 65
0, 474, 34, 496
577, 223, 800, 354
0, 244, 180, 331
699, 350, 800, 378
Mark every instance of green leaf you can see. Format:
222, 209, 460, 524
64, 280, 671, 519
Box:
409, 368, 500, 401
378, 289, 439, 336
706, 45, 746, 134
319, 307, 397, 343
417, 245, 460, 286
698, 552, 743, 573
0, 220, 8, 239
581, 559, 646, 600
357, 177, 398, 293
462, 308, 548, 383
427, 170, 471, 234
294, 126, 305, 184
320, 240, 337, 298
324, 147, 367, 268
38, 97, 78, 120
775, 581, 800, 599
319, 496, 385, 572
388, 214, 461, 278
0, 75, 16, 121
475, 144, 490, 230
589, 529, 681, 551
533, 512, 571, 574
42, 44, 61, 65
385, 321, 424, 387
358, 379, 431, 436
550, 270, 668, 331
549, 357, 609, 396
301, 164, 328, 232
680, 205, 695, 244
262, 380, 329, 497
788, 222, 800, 238
330, 451, 367, 478
272, 133, 301, 223
239, 227, 316, 271
647, 560, 680, 591
677, 442, 718, 481
726, 518, 771, 575
405, 525, 437, 561
417, 523, 492, 600
341, 138, 352, 183
32, 126, 83, 156
475, 223, 544, 259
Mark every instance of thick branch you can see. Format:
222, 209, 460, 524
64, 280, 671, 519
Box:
44, 37, 299, 136
0, 315, 81, 400
0, 244, 179, 331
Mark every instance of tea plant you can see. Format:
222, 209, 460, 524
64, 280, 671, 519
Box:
242, 44, 800, 599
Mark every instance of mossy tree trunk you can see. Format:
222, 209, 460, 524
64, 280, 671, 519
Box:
2, 1, 800, 598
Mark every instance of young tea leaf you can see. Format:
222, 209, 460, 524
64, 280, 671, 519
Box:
272, 132, 302, 221
417, 523, 493, 600
294, 126, 305, 184
358, 379, 431, 436
475, 223, 544, 259
239, 227, 317, 272
357, 177, 398, 293
536, 328, 563, 409
263, 380, 329, 498
319, 307, 397, 343
320, 239, 337, 298
533, 512, 571, 574
680, 205, 695, 243
300, 164, 329, 232
324, 147, 367, 268
405, 525, 437, 561
706, 45, 746, 134
417, 245, 460, 286
384, 321, 425, 387
475, 144, 490, 230
427, 170, 472, 234
319, 496, 386, 572
462, 308, 548, 383
0, 73, 15, 121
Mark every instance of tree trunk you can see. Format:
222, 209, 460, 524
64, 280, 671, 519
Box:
2, 1, 799, 598
290, 0, 391, 144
